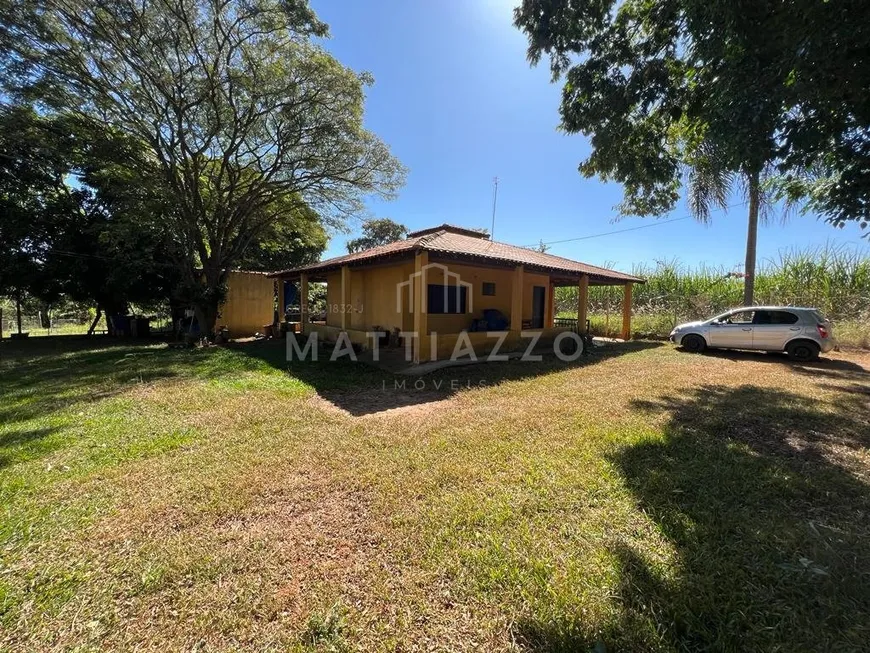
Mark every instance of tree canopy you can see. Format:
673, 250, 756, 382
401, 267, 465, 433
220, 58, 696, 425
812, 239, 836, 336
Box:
0, 106, 83, 309
346, 218, 408, 253
0, 106, 181, 323
238, 199, 327, 271
1, 0, 405, 333
0, 102, 330, 331
514, 0, 869, 303
513, 0, 868, 228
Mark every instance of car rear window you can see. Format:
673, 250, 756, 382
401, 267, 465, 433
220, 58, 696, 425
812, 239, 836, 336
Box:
752, 310, 799, 325
772, 311, 799, 324
811, 310, 828, 323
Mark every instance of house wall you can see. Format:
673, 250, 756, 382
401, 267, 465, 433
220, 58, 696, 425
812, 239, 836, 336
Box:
219, 271, 274, 337
424, 260, 550, 334
324, 260, 416, 333
321, 258, 551, 336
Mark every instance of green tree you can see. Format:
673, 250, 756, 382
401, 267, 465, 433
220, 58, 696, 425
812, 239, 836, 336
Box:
2, 0, 405, 335
769, 1, 870, 229
0, 106, 184, 332
237, 199, 327, 272
513, 0, 867, 305
60, 118, 185, 327
0, 105, 80, 332
347, 218, 408, 253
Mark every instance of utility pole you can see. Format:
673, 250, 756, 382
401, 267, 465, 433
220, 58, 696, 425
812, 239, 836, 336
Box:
490, 176, 499, 240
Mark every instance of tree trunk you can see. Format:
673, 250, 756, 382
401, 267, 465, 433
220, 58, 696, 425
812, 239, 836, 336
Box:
194, 302, 220, 341
195, 263, 226, 339
88, 306, 103, 335
39, 302, 51, 329
743, 171, 760, 306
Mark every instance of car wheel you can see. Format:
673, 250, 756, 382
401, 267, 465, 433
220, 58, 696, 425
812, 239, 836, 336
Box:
681, 334, 706, 353
786, 340, 820, 361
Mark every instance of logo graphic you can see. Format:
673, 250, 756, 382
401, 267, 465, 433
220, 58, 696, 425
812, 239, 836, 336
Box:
396, 262, 473, 314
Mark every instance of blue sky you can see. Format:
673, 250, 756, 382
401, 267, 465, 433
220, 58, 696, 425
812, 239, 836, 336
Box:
311, 0, 868, 273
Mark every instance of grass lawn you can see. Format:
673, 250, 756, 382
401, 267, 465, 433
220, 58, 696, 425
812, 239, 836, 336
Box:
1, 337, 868, 651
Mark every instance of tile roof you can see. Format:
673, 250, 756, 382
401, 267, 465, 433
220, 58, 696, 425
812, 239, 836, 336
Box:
269, 226, 644, 284
407, 223, 490, 239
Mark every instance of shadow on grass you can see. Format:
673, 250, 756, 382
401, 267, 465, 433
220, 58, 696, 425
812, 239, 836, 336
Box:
230, 338, 665, 416
0, 338, 284, 467
516, 383, 870, 651
0, 336, 663, 469
0, 426, 63, 469
688, 346, 869, 377
0, 342, 184, 424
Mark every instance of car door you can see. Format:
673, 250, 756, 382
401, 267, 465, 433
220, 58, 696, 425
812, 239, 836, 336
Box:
752, 310, 801, 351
707, 310, 755, 348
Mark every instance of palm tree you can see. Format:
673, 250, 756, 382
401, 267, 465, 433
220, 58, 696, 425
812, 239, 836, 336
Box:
686, 142, 774, 306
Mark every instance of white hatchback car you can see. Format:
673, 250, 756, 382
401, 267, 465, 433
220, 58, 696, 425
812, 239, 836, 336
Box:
670, 307, 835, 361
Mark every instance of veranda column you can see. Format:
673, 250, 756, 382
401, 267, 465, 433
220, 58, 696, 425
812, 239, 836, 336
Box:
299, 273, 309, 334
413, 250, 429, 363
510, 265, 524, 333
546, 283, 555, 328
577, 274, 589, 333
621, 282, 633, 341
276, 279, 284, 327
340, 265, 351, 331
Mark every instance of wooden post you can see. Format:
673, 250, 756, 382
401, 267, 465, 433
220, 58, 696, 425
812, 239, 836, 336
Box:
621, 282, 633, 341
299, 273, 309, 334
577, 274, 589, 333
413, 251, 429, 362
16, 291, 23, 335
340, 266, 351, 330
510, 265, 524, 333
276, 279, 285, 327
546, 283, 555, 328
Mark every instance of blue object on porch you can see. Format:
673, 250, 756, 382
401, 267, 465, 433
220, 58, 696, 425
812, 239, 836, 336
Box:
481, 308, 509, 331
283, 281, 297, 313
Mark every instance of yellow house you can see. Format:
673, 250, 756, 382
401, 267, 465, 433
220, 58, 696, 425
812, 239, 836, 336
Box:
269, 224, 643, 362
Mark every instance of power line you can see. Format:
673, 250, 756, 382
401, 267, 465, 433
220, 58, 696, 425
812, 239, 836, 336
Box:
536, 215, 691, 247
527, 201, 748, 248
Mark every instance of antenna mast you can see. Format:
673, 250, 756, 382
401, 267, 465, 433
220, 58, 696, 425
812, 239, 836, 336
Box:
490, 176, 499, 239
